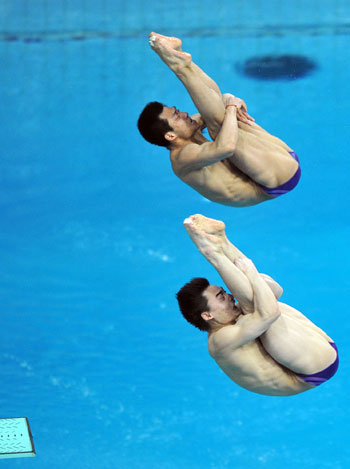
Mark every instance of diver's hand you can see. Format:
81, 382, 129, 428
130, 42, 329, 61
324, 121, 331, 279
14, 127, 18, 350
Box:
223, 94, 254, 125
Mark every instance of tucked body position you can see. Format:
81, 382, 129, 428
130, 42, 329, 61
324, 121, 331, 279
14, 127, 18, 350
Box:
176, 214, 338, 396
137, 33, 301, 207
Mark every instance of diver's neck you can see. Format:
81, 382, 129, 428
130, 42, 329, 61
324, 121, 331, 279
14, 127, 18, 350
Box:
169, 131, 208, 153
192, 130, 208, 144
208, 319, 236, 335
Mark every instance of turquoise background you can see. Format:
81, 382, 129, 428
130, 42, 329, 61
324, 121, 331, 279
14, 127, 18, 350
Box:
0, 1, 349, 467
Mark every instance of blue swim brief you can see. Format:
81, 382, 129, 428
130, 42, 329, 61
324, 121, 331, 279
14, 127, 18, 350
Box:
296, 342, 339, 386
260, 151, 301, 197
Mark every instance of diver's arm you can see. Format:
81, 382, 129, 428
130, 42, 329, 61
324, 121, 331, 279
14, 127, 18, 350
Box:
222, 93, 254, 125
175, 106, 238, 174
210, 259, 280, 351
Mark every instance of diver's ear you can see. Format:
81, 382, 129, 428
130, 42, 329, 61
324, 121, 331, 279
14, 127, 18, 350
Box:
164, 131, 176, 142
201, 312, 214, 322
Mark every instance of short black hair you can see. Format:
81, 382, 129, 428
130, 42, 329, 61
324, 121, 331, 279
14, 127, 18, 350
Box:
176, 278, 210, 331
137, 101, 173, 148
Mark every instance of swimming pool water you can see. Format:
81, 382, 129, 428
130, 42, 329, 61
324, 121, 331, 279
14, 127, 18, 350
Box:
0, 1, 349, 467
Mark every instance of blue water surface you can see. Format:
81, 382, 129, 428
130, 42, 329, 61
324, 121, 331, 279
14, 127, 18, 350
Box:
0, 1, 349, 468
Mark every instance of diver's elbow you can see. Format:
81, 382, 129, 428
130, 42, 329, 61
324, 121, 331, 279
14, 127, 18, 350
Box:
222, 143, 236, 157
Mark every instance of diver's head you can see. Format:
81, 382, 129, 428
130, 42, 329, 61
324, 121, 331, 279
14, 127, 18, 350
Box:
137, 101, 174, 148
176, 278, 211, 331
176, 279, 239, 332
138, 101, 199, 148
201, 284, 240, 327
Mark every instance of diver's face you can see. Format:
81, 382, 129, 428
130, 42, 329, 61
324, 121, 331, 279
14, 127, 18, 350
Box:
160, 105, 198, 140
202, 285, 240, 325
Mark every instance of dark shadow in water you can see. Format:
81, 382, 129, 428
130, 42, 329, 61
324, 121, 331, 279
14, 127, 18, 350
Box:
237, 54, 318, 80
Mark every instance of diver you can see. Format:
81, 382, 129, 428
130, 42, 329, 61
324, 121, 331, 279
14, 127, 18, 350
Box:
176, 214, 339, 396
137, 33, 300, 207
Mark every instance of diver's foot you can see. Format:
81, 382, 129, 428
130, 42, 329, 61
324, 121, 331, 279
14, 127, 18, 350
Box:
186, 214, 226, 236
183, 214, 225, 258
149, 32, 182, 51
149, 32, 191, 70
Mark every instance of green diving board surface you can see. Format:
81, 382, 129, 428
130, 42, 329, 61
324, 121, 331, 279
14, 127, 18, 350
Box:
0, 417, 35, 459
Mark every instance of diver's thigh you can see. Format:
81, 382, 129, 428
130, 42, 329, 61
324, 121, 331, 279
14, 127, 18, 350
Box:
260, 313, 336, 374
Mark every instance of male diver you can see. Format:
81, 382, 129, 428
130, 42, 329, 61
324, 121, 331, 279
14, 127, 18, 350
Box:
176, 214, 338, 396
138, 33, 300, 207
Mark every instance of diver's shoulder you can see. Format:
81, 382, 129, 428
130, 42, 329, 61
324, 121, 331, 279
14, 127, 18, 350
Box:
208, 325, 238, 357
170, 142, 202, 175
